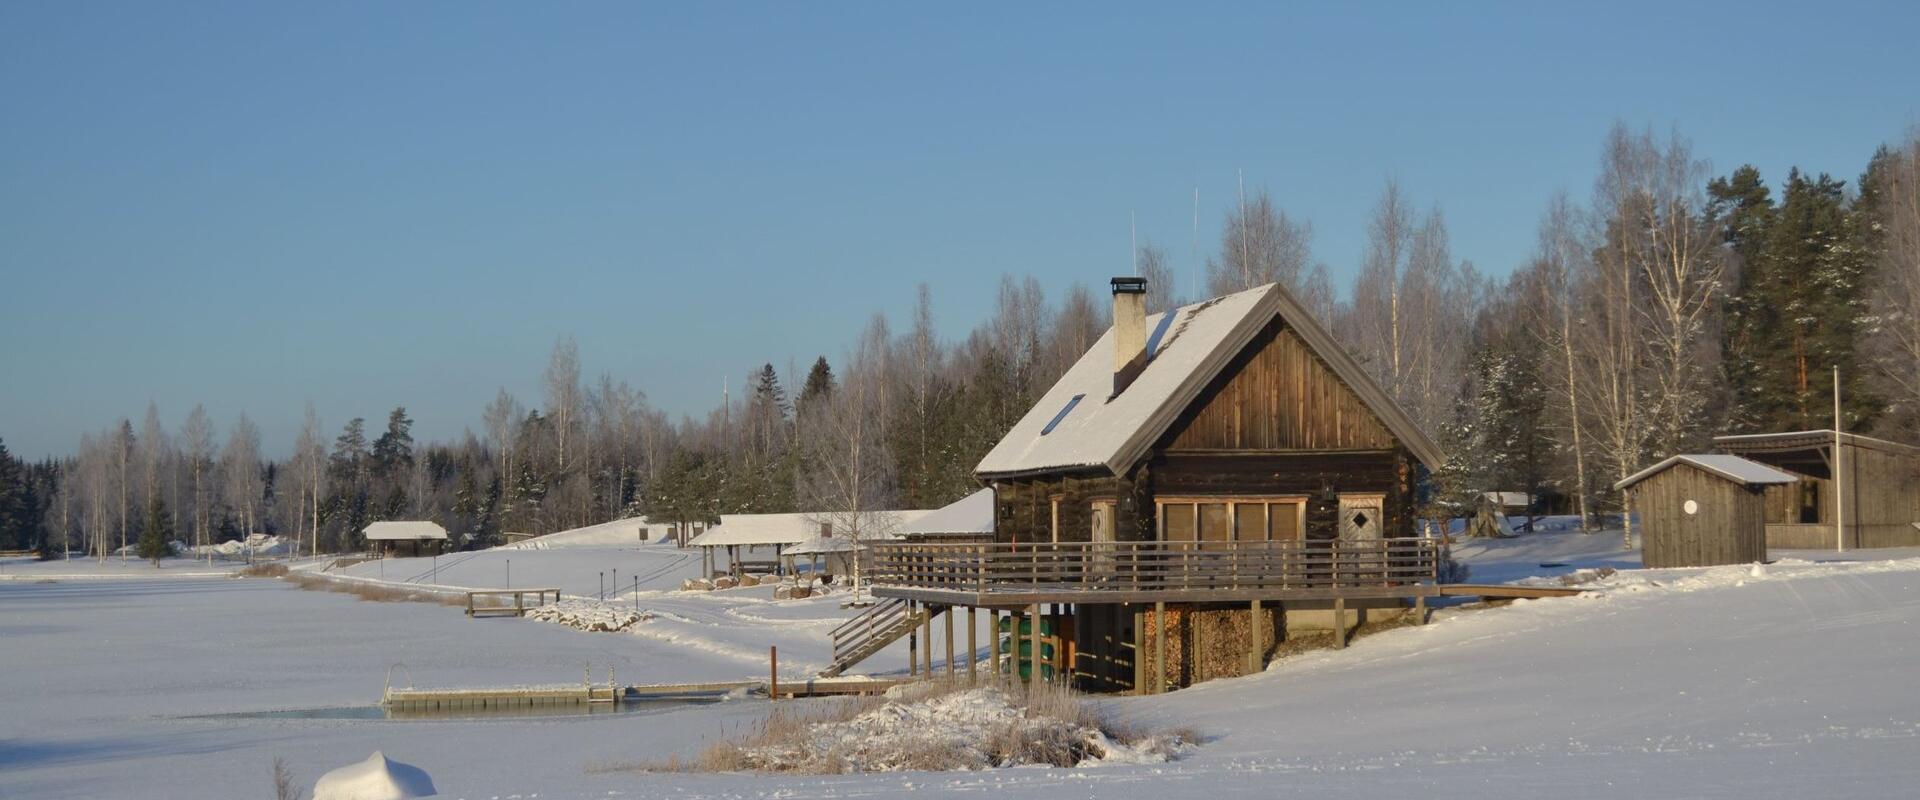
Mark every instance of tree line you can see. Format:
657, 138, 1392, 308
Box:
3, 122, 1916, 557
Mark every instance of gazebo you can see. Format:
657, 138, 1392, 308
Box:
363, 521, 449, 557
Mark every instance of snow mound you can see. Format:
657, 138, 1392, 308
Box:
524, 600, 647, 632
732, 686, 1184, 772
313, 751, 436, 800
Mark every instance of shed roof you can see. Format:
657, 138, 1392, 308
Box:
687, 510, 930, 548
362, 521, 449, 541
1715, 429, 1920, 457
974, 283, 1443, 479
1614, 454, 1801, 492
901, 489, 995, 536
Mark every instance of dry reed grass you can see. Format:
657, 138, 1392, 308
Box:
282, 572, 466, 607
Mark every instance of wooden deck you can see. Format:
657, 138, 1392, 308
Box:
869, 538, 1441, 605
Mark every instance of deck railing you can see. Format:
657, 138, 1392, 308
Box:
868, 538, 1439, 596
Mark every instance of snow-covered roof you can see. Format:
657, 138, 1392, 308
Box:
1715, 429, 1920, 457
687, 510, 930, 548
975, 283, 1444, 478
901, 489, 995, 536
362, 521, 449, 541
1614, 454, 1801, 491
783, 536, 859, 555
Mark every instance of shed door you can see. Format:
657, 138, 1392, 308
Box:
1338, 494, 1384, 541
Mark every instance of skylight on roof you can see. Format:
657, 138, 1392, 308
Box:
1040, 393, 1085, 436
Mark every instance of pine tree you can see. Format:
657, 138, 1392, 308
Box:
371, 407, 415, 480
1716, 168, 1878, 432
138, 494, 173, 563
1710, 165, 1778, 431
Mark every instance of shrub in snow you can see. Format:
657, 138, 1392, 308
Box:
774, 585, 812, 600
674, 680, 1192, 774
681, 578, 713, 591
525, 600, 646, 632
712, 576, 739, 590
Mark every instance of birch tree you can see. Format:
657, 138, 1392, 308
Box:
1862, 131, 1920, 441
222, 414, 262, 549
1352, 180, 1415, 404
1523, 194, 1595, 528
798, 322, 897, 600
1205, 187, 1314, 296
181, 406, 214, 555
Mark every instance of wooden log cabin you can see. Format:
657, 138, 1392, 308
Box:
862, 278, 1448, 693
1713, 431, 1920, 550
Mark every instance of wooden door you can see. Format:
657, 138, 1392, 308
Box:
1338, 494, 1384, 541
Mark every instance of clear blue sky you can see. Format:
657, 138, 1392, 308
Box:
3, 1, 1917, 459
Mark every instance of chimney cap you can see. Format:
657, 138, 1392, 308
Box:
1110, 276, 1148, 294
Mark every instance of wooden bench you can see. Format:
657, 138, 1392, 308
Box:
466, 588, 562, 617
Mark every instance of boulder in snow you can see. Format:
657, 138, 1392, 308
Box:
313, 751, 436, 800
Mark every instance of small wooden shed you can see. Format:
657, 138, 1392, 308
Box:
1614, 455, 1799, 568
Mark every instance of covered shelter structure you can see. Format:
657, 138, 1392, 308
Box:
363, 521, 449, 557
1714, 431, 1920, 549
898, 489, 995, 544
688, 511, 929, 579
1614, 454, 1798, 568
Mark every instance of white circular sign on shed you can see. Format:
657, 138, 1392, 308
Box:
1683, 499, 1699, 515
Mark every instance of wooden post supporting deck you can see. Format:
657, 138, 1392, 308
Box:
922, 608, 934, 676
1414, 593, 1427, 625
1333, 597, 1347, 649
989, 609, 1001, 678
1026, 604, 1041, 686
944, 606, 956, 680
1153, 601, 1167, 695
1248, 599, 1262, 675
967, 607, 978, 682
1132, 608, 1146, 694
908, 601, 918, 677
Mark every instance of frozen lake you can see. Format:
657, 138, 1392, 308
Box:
9, 534, 1920, 798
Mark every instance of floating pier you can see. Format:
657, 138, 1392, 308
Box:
380, 676, 910, 713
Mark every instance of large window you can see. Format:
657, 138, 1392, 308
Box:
1157, 498, 1306, 544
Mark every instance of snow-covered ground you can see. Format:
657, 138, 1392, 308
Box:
8, 530, 1920, 798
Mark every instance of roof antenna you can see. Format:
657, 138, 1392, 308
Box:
1237, 169, 1250, 289
1191, 186, 1200, 302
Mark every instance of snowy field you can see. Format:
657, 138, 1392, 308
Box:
0, 554, 247, 581
7, 530, 1920, 798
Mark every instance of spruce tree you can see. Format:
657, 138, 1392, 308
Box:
0, 438, 26, 551
798, 357, 835, 412
138, 494, 173, 563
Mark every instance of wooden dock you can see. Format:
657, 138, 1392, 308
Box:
465, 588, 563, 617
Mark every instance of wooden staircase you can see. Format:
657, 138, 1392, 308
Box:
821, 597, 930, 677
